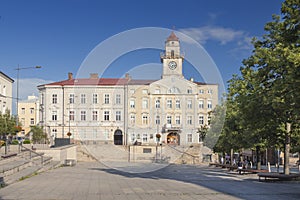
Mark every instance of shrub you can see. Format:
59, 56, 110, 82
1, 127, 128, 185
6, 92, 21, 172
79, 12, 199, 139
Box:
23, 140, 31, 144
11, 140, 19, 145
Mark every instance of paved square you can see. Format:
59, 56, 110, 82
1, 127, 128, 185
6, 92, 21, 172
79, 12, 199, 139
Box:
0, 162, 299, 200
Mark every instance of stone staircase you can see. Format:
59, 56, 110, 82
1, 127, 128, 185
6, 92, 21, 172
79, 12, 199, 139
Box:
0, 147, 60, 187
78, 142, 202, 165
82, 143, 129, 162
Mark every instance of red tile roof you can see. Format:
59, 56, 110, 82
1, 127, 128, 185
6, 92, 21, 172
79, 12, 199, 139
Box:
166, 32, 179, 42
43, 78, 156, 87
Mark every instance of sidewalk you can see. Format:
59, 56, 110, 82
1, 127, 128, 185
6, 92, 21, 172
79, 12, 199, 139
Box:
0, 161, 299, 200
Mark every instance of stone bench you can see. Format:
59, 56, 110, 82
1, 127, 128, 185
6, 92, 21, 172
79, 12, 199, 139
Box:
1, 153, 17, 159
258, 172, 300, 181
238, 169, 268, 174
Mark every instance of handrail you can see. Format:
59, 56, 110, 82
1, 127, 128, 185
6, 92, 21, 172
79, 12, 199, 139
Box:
165, 144, 197, 164
166, 144, 196, 158
20, 144, 44, 165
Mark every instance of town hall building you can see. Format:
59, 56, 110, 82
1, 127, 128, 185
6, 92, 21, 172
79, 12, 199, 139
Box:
38, 32, 218, 146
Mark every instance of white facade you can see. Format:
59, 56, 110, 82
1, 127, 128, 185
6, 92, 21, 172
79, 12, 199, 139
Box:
0, 71, 14, 114
38, 32, 218, 146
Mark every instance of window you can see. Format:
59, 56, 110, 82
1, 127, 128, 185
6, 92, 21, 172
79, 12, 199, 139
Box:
171, 50, 174, 58
142, 99, 148, 109
104, 111, 110, 121
21, 108, 25, 114
104, 129, 109, 140
176, 100, 180, 109
142, 115, 148, 125
69, 111, 75, 121
69, 94, 75, 104
104, 94, 110, 104
80, 94, 86, 104
130, 114, 135, 125
208, 115, 211, 125
130, 100, 135, 108
81, 111, 86, 121
52, 111, 57, 121
208, 89, 213, 94
30, 118, 34, 125
142, 133, 148, 142
199, 89, 204, 94
21, 118, 25, 125
207, 100, 212, 109
199, 100, 204, 109
155, 99, 160, 108
52, 129, 57, 138
92, 111, 98, 121
175, 116, 181, 125
2, 85, 6, 96
30, 108, 34, 114
167, 116, 172, 124
199, 115, 204, 125
187, 116, 193, 125
131, 133, 136, 143
142, 89, 148, 94
187, 134, 193, 143
92, 94, 98, 104
187, 88, 192, 94
167, 99, 172, 109
130, 89, 135, 94
154, 89, 160, 94
115, 94, 121, 104
52, 94, 57, 104
116, 111, 121, 121
155, 115, 160, 125
187, 99, 192, 109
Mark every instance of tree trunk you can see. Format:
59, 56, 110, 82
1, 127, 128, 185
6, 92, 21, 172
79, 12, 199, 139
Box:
256, 145, 261, 170
230, 148, 233, 166
284, 122, 291, 175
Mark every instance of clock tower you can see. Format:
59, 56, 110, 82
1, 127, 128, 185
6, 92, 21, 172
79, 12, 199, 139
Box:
161, 32, 184, 79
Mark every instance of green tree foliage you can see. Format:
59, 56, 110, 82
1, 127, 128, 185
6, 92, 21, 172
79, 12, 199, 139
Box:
215, 0, 299, 171
30, 126, 47, 144
0, 110, 19, 138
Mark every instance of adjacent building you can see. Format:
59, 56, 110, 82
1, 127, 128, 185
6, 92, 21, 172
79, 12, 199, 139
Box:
38, 32, 218, 146
0, 71, 14, 114
17, 95, 40, 138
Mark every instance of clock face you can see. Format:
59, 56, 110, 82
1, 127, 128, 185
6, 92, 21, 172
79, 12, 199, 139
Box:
168, 61, 177, 70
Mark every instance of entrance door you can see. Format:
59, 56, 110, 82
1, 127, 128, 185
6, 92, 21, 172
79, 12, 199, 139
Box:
114, 130, 123, 145
167, 132, 180, 145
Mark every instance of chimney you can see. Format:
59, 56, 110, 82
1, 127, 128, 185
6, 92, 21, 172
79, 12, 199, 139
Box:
90, 73, 99, 79
68, 72, 73, 80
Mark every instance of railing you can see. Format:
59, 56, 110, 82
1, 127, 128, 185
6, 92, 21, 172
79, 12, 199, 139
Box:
165, 144, 197, 164
20, 145, 45, 165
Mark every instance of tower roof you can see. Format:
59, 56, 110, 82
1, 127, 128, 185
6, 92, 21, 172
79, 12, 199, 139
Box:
166, 32, 179, 41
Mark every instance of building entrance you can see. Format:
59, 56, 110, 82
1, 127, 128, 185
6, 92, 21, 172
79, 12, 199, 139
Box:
167, 132, 180, 145
114, 130, 123, 145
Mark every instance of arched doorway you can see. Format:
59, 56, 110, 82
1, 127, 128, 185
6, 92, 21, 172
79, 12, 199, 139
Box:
114, 129, 123, 145
167, 132, 180, 145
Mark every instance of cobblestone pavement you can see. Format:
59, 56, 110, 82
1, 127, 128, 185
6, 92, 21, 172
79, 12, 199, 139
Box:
0, 161, 299, 200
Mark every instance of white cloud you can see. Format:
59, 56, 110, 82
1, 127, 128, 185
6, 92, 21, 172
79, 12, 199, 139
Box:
13, 78, 53, 100
179, 26, 250, 46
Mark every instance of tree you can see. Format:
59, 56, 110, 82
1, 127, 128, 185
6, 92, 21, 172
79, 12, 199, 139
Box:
0, 109, 19, 139
31, 126, 47, 144
224, 0, 299, 173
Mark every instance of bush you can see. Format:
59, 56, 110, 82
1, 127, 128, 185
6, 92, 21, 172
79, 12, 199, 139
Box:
11, 140, 19, 145
23, 140, 31, 144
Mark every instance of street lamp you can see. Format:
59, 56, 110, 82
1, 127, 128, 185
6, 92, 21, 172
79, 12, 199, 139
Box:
15, 65, 42, 128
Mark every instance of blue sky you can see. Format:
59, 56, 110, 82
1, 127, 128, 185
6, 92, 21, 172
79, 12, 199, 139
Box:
0, 0, 283, 104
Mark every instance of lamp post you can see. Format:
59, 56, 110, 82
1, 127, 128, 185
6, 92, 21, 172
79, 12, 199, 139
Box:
15, 65, 42, 127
